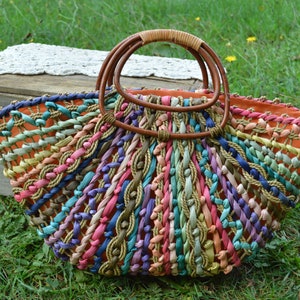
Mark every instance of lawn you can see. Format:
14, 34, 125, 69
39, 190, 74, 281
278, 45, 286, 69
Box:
0, 0, 299, 299
1, 0, 300, 104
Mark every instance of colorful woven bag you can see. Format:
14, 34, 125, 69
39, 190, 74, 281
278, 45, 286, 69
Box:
0, 29, 299, 277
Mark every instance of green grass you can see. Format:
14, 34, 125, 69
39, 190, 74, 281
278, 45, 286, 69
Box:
0, 0, 300, 299
0, 0, 300, 104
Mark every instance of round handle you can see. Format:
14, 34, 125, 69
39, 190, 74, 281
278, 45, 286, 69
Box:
97, 29, 230, 139
96, 30, 211, 90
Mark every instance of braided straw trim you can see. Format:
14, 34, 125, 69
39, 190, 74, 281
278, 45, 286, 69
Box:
175, 101, 209, 276
38, 119, 114, 238
193, 153, 225, 274
0, 89, 299, 276
45, 101, 131, 249
148, 96, 173, 275
14, 116, 108, 203
2, 102, 99, 183
211, 146, 270, 246
122, 139, 152, 275
227, 126, 300, 156
70, 127, 140, 266
198, 144, 240, 271
99, 133, 150, 275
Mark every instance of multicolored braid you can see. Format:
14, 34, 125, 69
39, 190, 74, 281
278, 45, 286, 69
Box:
0, 89, 299, 276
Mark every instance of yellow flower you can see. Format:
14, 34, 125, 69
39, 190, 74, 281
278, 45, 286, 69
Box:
225, 55, 237, 62
195, 17, 201, 21
247, 36, 257, 43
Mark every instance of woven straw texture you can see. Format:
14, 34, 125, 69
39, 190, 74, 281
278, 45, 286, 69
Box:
0, 89, 299, 276
0, 29, 299, 277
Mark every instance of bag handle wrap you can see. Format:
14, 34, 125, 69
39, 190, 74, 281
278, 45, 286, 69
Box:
139, 29, 203, 49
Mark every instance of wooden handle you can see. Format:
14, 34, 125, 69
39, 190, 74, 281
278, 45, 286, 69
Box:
97, 29, 230, 139
96, 29, 210, 90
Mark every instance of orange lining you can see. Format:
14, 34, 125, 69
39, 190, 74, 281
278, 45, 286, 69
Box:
127, 89, 300, 118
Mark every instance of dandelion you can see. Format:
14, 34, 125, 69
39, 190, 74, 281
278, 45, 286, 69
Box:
225, 55, 237, 62
195, 17, 201, 21
247, 36, 257, 43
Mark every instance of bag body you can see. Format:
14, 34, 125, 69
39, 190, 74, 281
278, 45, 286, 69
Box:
0, 30, 299, 277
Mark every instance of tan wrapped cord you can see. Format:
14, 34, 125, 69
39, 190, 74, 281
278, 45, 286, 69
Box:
139, 29, 203, 50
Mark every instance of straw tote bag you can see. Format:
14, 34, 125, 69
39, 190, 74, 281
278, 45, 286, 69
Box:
0, 29, 299, 277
